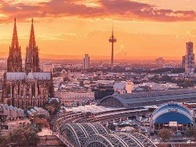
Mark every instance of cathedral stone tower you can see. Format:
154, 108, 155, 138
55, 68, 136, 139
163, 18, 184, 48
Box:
25, 18, 40, 73
7, 18, 22, 72
2, 18, 54, 109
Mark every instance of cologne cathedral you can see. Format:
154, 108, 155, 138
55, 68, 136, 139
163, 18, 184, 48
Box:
2, 18, 54, 109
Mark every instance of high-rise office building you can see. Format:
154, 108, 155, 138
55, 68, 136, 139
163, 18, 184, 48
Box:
184, 41, 195, 76
182, 55, 186, 68
83, 54, 90, 69
155, 57, 165, 67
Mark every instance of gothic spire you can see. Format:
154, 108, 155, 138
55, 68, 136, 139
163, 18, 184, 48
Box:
11, 18, 19, 49
7, 18, 22, 72
29, 18, 36, 47
25, 18, 40, 73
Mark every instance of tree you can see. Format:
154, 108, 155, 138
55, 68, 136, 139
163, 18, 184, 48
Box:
186, 125, 196, 138
158, 129, 172, 142
45, 99, 60, 115
45, 104, 56, 114
0, 125, 40, 147
177, 79, 194, 88
33, 117, 50, 129
0, 136, 7, 147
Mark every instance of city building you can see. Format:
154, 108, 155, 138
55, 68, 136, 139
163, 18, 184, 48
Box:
133, 82, 179, 91
1, 19, 54, 109
93, 84, 114, 100
55, 90, 94, 106
27, 106, 49, 119
182, 55, 186, 68
0, 104, 24, 121
83, 54, 90, 69
113, 81, 133, 94
42, 63, 53, 72
151, 103, 193, 130
98, 89, 196, 108
184, 41, 195, 76
155, 57, 164, 67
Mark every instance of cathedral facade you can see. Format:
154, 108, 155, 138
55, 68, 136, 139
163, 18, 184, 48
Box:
2, 18, 54, 109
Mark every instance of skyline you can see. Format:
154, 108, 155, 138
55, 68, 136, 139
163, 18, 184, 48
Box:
0, 0, 196, 59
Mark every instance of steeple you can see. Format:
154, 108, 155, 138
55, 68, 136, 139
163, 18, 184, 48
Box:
11, 18, 19, 49
25, 18, 40, 73
7, 18, 22, 72
29, 18, 36, 48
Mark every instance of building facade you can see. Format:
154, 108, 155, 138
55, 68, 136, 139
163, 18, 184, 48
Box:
151, 103, 193, 131
182, 55, 186, 68
93, 84, 114, 100
155, 57, 164, 67
2, 19, 53, 109
113, 81, 133, 94
83, 54, 90, 69
184, 41, 195, 76
55, 90, 94, 106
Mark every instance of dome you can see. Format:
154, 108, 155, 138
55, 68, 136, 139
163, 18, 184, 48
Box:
151, 103, 193, 124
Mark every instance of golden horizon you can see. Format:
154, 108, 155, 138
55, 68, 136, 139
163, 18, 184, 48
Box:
0, 0, 195, 58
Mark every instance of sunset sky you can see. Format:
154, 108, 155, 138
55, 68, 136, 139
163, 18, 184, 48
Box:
1, 0, 196, 59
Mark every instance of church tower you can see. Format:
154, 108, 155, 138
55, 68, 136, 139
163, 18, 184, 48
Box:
25, 18, 40, 73
7, 18, 22, 72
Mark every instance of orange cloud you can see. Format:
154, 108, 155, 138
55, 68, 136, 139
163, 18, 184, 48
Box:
0, 0, 195, 23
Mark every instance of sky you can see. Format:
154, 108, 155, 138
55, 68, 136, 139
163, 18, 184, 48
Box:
0, 0, 196, 60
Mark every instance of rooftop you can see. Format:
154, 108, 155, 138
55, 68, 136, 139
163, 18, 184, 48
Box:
64, 105, 124, 113
98, 89, 196, 108
151, 102, 193, 124
6, 72, 51, 81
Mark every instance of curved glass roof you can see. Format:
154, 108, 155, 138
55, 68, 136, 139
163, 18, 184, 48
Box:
153, 103, 191, 116
154, 112, 192, 124
151, 103, 193, 124
98, 89, 196, 108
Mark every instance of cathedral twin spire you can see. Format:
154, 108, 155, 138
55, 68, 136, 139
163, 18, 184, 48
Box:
11, 18, 19, 49
25, 18, 40, 73
29, 18, 36, 48
7, 18, 22, 72
7, 18, 40, 73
